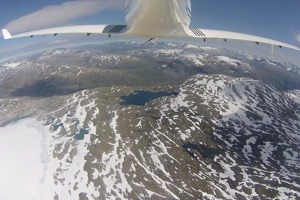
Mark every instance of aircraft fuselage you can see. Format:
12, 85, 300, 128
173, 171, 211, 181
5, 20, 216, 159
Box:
125, 0, 191, 38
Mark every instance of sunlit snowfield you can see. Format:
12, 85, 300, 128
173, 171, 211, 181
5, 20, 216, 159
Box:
0, 119, 50, 199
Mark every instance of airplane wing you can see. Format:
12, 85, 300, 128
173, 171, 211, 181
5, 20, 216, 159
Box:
2, 25, 127, 40
185, 28, 300, 51
3, 25, 299, 51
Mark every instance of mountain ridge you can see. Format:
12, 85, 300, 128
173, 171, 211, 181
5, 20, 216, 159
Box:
0, 42, 299, 199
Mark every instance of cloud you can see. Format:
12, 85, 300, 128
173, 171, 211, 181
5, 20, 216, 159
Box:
291, 31, 300, 44
4, 0, 123, 34
296, 34, 300, 43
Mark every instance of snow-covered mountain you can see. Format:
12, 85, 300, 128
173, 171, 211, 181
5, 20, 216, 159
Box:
0, 42, 299, 199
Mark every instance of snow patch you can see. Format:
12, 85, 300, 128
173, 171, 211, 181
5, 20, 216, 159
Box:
0, 118, 51, 200
3, 62, 21, 68
215, 56, 241, 67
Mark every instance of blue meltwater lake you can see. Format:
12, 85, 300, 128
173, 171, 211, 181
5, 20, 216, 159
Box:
120, 90, 179, 106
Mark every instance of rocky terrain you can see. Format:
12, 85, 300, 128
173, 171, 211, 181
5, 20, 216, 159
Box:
0, 42, 299, 199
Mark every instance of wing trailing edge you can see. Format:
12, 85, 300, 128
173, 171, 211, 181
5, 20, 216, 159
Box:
2, 25, 300, 51
186, 28, 300, 51
1, 25, 127, 40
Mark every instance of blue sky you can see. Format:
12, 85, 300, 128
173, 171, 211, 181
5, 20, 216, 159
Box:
0, 0, 300, 64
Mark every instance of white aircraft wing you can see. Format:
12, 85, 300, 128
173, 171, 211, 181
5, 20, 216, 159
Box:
185, 28, 300, 51
2, 25, 127, 40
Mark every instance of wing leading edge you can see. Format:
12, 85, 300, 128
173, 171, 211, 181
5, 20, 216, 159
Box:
185, 28, 300, 51
2, 25, 127, 40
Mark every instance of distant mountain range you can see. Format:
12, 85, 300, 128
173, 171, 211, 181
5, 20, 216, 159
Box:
1, 42, 299, 98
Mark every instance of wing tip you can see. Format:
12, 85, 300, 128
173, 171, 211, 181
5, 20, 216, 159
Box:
2, 29, 12, 40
